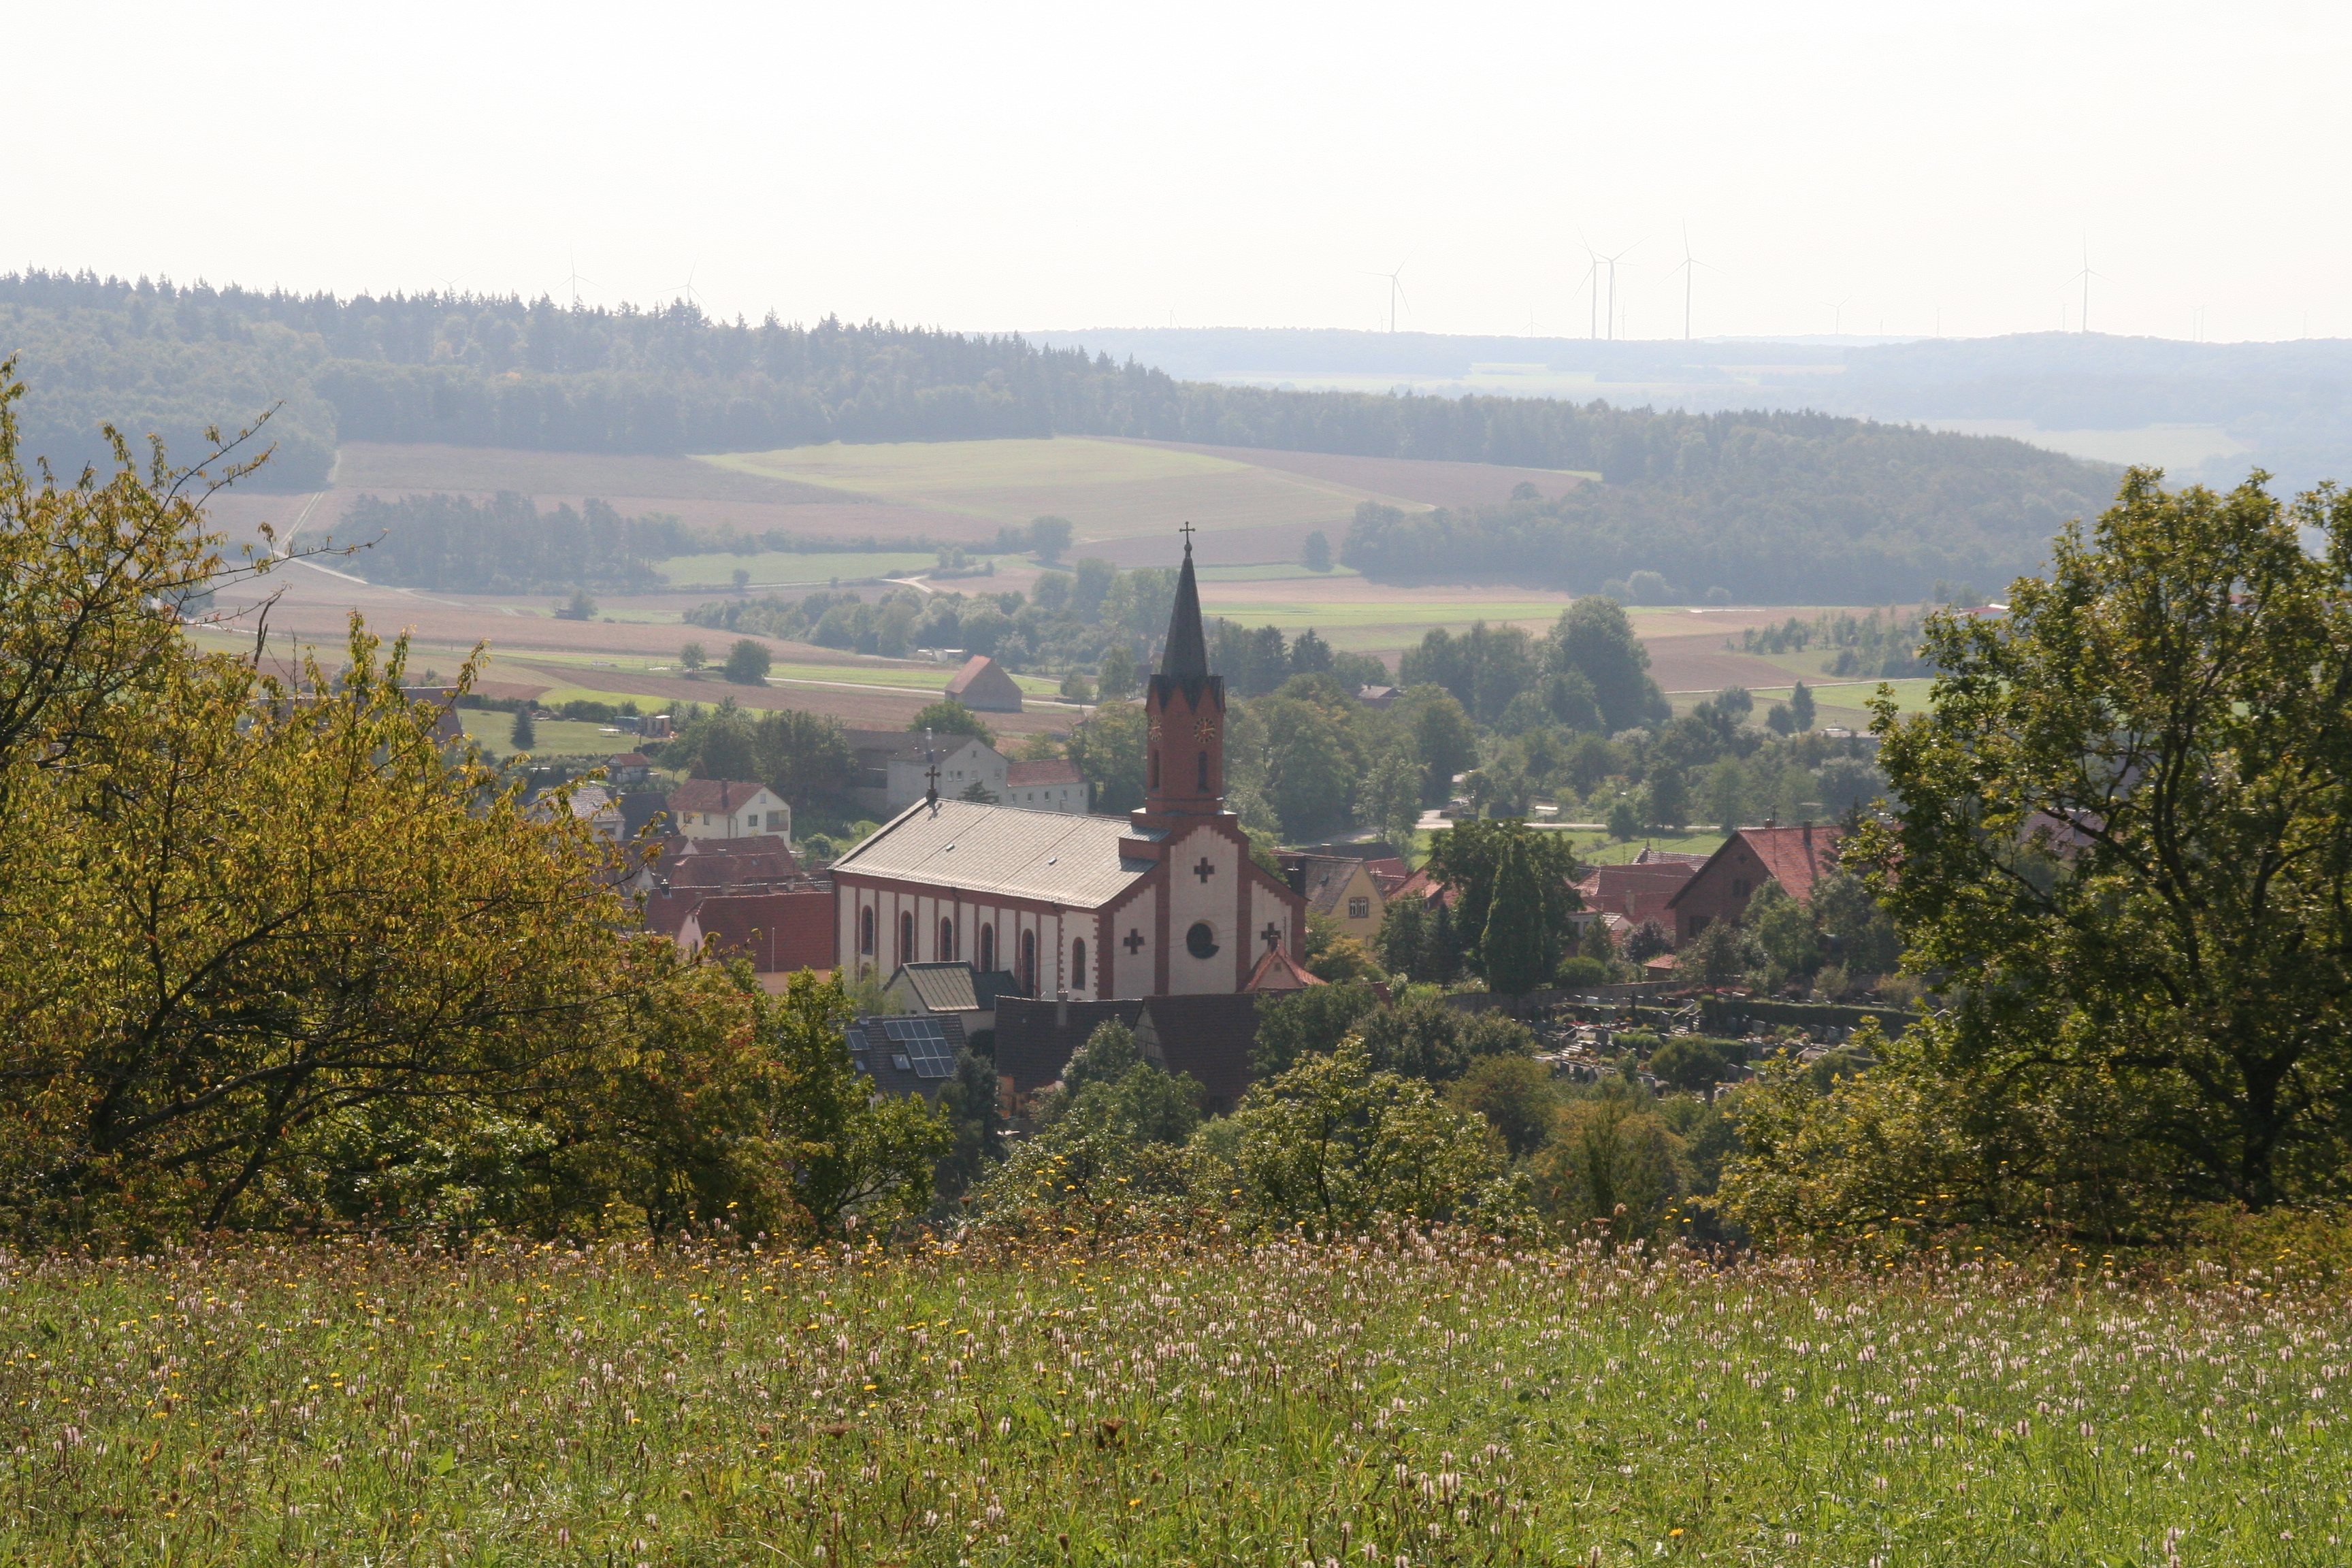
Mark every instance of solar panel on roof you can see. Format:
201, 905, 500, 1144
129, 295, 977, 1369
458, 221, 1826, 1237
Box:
881, 1016, 956, 1079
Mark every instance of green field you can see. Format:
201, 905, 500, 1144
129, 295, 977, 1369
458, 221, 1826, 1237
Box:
7, 1239, 2345, 1565
1665, 679, 1934, 726
702, 438, 1401, 548
454, 710, 638, 758
1571, 829, 1730, 865
652, 551, 958, 589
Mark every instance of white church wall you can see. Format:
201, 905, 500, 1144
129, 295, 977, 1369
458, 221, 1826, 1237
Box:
1163, 826, 1244, 996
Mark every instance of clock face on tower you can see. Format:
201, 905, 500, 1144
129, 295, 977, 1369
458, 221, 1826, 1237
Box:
1193, 718, 1218, 740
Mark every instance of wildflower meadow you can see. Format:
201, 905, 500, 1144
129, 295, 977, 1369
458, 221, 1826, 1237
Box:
2, 1235, 2347, 1565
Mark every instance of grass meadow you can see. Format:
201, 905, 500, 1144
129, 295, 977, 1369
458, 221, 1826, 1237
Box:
3, 1237, 2346, 1566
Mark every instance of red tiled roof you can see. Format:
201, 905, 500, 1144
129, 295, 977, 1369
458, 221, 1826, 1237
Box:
1573, 860, 1698, 923
1006, 758, 1081, 787
1390, 867, 1456, 909
944, 655, 1025, 710
668, 779, 777, 815
680, 890, 836, 974
1667, 823, 1846, 909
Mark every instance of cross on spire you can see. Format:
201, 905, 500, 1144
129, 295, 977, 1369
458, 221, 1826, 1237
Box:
1178, 520, 1196, 549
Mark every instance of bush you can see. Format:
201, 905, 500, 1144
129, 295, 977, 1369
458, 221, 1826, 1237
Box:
1221, 1038, 1530, 1236
1532, 1081, 1678, 1244
723, 639, 773, 685
1447, 1054, 1559, 1158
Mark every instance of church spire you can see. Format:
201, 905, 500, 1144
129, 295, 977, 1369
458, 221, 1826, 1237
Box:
1158, 523, 1208, 678
1137, 523, 1225, 822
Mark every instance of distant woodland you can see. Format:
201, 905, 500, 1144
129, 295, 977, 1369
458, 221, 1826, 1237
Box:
1340, 415, 2112, 602
1, 270, 2123, 600
344, 493, 697, 593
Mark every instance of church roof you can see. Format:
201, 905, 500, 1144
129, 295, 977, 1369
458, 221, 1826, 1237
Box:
830, 798, 1154, 909
1158, 540, 1209, 679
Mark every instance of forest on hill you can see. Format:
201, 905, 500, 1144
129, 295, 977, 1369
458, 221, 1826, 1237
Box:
1341, 414, 2110, 602
1, 270, 2120, 598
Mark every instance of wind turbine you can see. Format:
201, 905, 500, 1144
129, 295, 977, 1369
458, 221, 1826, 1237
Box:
1671, 227, 1715, 342
1831, 294, 1852, 337
2065, 243, 2106, 334
667, 259, 706, 315
1358, 263, 1409, 333
1593, 240, 1641, 342
1578, 245, 1601, 340
565, 252, 595, 310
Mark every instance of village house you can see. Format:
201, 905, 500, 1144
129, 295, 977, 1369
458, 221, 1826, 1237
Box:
1665, 822, 1846, 941
945, 654, 1025, 713
1571, 849, 1704, 939
1281, 853, 1387, 943
635, 834, 807, 936
675, 887, 837, 991
829, 536, 1307, 1001
845, 730, 1009, 817
666, 779, 793, 845
884, 960, 1024, 1037
1004, 757, 1090, 813
992, 992, 1262, 1115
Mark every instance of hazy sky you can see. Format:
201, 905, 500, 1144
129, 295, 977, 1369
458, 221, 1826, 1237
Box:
13, 1, 2342, 344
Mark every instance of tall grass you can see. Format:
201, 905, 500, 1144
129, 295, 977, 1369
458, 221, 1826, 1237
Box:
1, 1235, 2345, 1564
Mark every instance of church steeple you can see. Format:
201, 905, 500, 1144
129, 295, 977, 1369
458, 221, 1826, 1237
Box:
1159, 527, 1209, 679
1137, 526, 1225, 821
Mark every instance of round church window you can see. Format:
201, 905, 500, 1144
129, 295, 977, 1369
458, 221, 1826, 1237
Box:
1185, 921, 1219, 959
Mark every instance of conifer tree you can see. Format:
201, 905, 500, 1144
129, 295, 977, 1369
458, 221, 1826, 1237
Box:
1479, 833, 1554, 996
510, 706, 536, 751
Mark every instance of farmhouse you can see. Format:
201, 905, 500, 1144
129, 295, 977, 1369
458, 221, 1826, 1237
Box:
830, 537, 1305, 1000
1665, 822, 1845, 941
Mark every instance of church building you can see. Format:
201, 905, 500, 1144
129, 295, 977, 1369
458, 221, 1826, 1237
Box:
830, 535, 1305, 999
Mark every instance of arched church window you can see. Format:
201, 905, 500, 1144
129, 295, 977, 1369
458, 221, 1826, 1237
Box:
979, 922, 995, 974
1149, 750, 1160, 789
1071, 938, 1087, 991
900, 911, 914, 967
1197, 750, 1209, 790
860, 906, 875, 955
938, 915, 956, 961
1019, 929, 1037, 995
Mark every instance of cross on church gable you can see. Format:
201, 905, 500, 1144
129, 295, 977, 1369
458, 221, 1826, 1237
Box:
1193, 856, 1217, 883
1123, 928, 1146, 955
